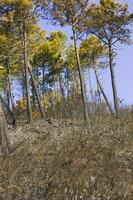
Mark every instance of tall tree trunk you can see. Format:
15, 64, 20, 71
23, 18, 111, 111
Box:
58, 73, 67, 121
28, 64, 44, 118
72, 24, 89, 122
0, 94, 16, 126
21, 70, 26, 99
42, 66, 45, 94
23, 21, 33, 124
0, 100, 10, 157
94, 67, 113, 115
7, 57, 16, 116
36, 66, 41, 96
96, 79, 102, 106
6, 85, 10, 111
108, 44, 119, 118
31, 81, 36, 112
21, 71, 26, 99
88, 69, 94, 102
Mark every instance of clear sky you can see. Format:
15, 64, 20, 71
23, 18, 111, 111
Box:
39, 0, 133, 106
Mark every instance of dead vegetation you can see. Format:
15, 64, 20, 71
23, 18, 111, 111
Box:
0, 113, 132, 200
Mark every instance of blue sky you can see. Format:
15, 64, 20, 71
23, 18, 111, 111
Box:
39, 0, 133, 105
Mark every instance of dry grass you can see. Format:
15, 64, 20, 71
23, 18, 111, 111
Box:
0, 114, 132, 200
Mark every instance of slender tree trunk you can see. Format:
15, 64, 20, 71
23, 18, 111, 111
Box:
7, 58, 16, 116
71, 72, 79, 96
0, 101, 10, 157
42, 66, 45, 94
94, 67, 113, 115
96, 80, 102, 106
95, 69, 102, 106
72, 24, 89, 122
28, 64, 44, 118
6, 85, 10, 111
71, 74, 77, 119
0, 94, 16, 126
8, 77, 16, 115
31, 81, 36, 112
23, 21, 33, 124
58, 73, 67, 122
108, 44, 119, 118
21, 71, 26, 99
36, 66, 41, 96
88, 69, 94, 102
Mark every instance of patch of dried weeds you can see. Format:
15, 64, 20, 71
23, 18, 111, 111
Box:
0, 116, 132, 200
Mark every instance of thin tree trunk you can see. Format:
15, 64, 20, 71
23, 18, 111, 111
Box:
21, 71, 26, 99
58, 73, 67, 123
7, 57, 16, 116
108, 44, 119, 118
6, 85, 10, 111
31, 81, 36, 112
0, 101, 10, 157
96, 79, 102, 106
94, 67, 113, 115
0, 94, 16, 126
28, 64, 44, 118
72, 24, 89, 122
42, 66, 45, 94
23, 21, 33, 124
7, 76, 16, 115
36, 66, 41, 96
71, 72, 79, 96
88, 69, 94, 102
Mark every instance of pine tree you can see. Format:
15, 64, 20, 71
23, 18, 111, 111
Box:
48, 0, 90, 122
80, 35, 113, 114
82, 0, 132, 118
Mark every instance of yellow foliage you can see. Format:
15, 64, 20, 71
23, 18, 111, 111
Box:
0, 0, 32, 9
16, 98, 27, 111
20, 0, 32, 8
40, 31, 46, 39
0, 67, 6, 78
32, 111, 41, 120
0, 34, 9, 46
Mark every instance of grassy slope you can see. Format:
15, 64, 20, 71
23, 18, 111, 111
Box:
0, 116, 132, 200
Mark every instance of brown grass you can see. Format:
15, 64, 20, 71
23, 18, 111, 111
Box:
0, 114, 132, 200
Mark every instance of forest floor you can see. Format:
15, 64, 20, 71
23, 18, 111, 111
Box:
0, 115, 133, 200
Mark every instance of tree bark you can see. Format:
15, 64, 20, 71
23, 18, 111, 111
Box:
42, 66, 45, 94
95, 70, 102, 106
7, 57, 16, 116
6, 85, 10, 111
23, 21, 33, 124
58, 73, 67, 121
31, 81, 36, 112
108, 44, 119, 118
94, 67, 113, 115
72, 24, 89, 122
88, 69, 94, 102
21, 69, 27, 99
0, 101, 10, 157
0, 94, 16, 126
28, 64, 44, 118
